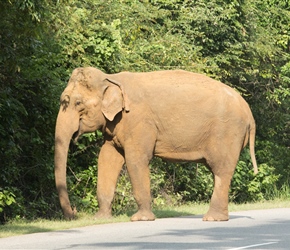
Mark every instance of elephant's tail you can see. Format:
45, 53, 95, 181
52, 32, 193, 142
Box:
249, 121, 258, 175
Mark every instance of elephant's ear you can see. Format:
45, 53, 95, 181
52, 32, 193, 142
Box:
101, 78, 130, 121
101, 85, 123, 121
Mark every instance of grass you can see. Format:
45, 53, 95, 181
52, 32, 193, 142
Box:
1, 199, 289, 238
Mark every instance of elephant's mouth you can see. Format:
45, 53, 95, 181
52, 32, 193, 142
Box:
72, 121, 82, 143
72, 130, 80, 143
71, 119, 100, 143
72, 129, 81, 143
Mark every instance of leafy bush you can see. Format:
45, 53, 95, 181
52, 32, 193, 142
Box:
113, 169, 136, 215
0, 189, 16, 213
66, 133, 100, 214
230, 162, 280, 203
150, 160, 214, 204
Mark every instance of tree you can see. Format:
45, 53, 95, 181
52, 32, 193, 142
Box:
0, 0, 62, 221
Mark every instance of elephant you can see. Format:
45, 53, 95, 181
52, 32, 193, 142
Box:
54, 67, 258, 221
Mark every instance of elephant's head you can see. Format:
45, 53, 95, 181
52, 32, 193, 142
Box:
54, 67, 129, 219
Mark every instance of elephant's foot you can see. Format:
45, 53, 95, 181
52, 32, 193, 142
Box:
130, 210, 155, 222
63, 206, 77, 220
94, 210, 113, 220
203, 209, 229, 221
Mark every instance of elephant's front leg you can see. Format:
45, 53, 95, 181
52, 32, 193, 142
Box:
126, 152, 155, 222
95, 141, 125, 219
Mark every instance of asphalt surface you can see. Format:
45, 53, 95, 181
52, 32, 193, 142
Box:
0, 208, 290, 250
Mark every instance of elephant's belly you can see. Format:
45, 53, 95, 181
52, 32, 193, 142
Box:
154, 149, 205, 163
153, 132, 207, 162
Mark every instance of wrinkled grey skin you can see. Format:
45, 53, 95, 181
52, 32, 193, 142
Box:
54, 67, 258, 221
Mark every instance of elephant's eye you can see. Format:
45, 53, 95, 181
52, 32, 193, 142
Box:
75, 100, 85, 112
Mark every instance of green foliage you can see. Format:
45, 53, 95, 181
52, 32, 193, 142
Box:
72, 164, 99, 214
0, 189, 16, 213
113, 169, 136, 214
150, 159, 214, 204
50, 1, 120, 72
0, 0, 63, 222
65, 133, 101, 214
230, 162, 280, 202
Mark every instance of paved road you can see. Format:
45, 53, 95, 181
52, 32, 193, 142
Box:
1, 208, 290, 249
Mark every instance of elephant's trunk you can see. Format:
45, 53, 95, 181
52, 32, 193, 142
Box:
54, 108, 79, 219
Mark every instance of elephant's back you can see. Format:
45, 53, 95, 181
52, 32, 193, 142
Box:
114, 70, 251, 119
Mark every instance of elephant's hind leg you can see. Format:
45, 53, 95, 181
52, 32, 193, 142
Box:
203, 158, 237, 221
203, 128, 245, 221
203, 173, 232, 221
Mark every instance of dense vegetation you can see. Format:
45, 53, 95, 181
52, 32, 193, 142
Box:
0, 0, 289, 223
